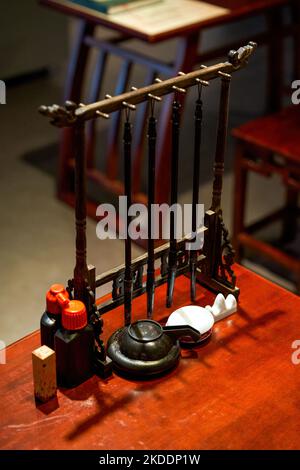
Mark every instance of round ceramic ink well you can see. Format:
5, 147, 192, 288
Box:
107, 319, 202, 378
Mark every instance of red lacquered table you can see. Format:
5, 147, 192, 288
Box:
1, 265, 300, 450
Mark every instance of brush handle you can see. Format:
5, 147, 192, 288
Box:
190, 96, 203, 302
167, 100, 181, 307
147, 115, 157, 318
124, 120, 133, 326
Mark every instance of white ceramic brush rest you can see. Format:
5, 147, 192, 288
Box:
166, 293, 237, 334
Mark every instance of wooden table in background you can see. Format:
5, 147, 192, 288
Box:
1, 265, 300, 450
39, 0, 297, 214
41, 0, 293, 43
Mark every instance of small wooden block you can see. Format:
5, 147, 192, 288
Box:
32, 345, 57, 403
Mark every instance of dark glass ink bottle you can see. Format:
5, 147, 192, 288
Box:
40, 284, 69, 349
55, 297, 95, 388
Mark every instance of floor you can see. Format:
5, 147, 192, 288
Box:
0, 14, 296, 346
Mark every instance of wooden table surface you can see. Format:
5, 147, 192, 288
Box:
1, 265, 300, 450
40, 0, 291, 42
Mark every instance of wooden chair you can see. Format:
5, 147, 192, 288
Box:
49, 0, 300, 222
232, 106, 300, 292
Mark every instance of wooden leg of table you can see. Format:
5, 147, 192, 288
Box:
85, 51, 108, 169
281, 187, 298, 243
233, 142, 248, 263
106, 60, 133, 180
58, 20, 95, 198
64, 19, 95, 100
265, 7, 284, 112
155, 32, 200, 204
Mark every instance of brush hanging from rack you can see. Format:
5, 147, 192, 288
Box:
189, 77, 208, 301
146, 96, 158, 319
166, 89, 182, 308
211, 72, 231, 213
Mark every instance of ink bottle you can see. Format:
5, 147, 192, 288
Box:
40, 284, 69, 349
55, 298, 95, 388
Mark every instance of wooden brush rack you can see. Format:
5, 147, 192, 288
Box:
39, 42, 256, 371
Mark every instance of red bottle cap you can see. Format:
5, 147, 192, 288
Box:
46, 284, 69, 315
62, 300, 87, 331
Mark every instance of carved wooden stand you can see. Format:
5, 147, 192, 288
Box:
40, 43, 256, 371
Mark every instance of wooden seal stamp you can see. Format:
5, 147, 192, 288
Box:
32, 345, 57, 403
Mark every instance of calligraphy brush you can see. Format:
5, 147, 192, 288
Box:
166, 99, 181, 308
190, 92, 203, 301
146, 112, 157, 318
123, 114, 133, 326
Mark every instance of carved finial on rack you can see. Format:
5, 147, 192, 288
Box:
39, 100, 109, 127
228, 41, 257, 68
38, 101, 78, 127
